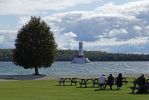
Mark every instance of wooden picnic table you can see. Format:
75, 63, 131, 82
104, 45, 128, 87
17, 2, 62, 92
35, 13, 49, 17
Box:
79, 78, 99, 88
58, 77, 128, 88
58, 78, 78, 86
122, 77, 128, 85
130, 79, 149, 94
79, 77, 128, 88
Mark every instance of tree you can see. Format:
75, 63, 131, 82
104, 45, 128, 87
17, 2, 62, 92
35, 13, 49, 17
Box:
13, 16, 57, 75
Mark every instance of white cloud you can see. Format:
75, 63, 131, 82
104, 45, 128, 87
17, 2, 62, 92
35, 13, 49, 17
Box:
0, 35, 5, 43
19, 16, 30, 25
64, 32, 77, 38
0, 30, 17, 48
0, 0, 97, 15
2, 0, 149, 53
80, 36, 149, 53
56, 32, 78, 50
0, 30, 17, 33
95, 0, 149, 15
133, 26, 142, 31
108, 29, 128, 37
42, 0, 149, 53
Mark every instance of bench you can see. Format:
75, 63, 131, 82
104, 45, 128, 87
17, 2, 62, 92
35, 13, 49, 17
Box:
79, 77, 128, 88
122, 77, 128, 85
130, 85, 149, 94
130, 80, 149, 94
114, 77, 128, 85
130, 86, 140, 94
58, 78, 78, 86
79, 78, 99, 88
79, 79, 87, 88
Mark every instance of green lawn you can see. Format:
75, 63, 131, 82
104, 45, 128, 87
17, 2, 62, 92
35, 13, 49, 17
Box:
0, 79, 149, 100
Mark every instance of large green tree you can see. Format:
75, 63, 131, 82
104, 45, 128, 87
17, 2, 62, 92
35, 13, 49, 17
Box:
13, 16, 57, 75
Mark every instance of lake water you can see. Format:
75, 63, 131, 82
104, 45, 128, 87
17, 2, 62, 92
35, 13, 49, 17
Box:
0, 61, 149, 77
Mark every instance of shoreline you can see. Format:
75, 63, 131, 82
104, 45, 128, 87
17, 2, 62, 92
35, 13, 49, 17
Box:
0, 75, 59, 81
0, 74, 148, 81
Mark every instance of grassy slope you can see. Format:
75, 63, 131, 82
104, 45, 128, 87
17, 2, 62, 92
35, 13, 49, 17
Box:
0, 80, 148, 100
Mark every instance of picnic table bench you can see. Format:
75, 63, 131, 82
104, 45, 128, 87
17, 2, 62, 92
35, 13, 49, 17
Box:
130, 79, 149, 94
58, 78, 78, 86
122, 77, 128, 85
79, 78, 99, 88
79, 77, 128, 88
113, 77, 128, 85
130, 84, 149, 94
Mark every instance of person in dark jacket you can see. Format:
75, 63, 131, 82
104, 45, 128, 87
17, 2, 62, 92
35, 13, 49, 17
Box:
137, 74, 146, 86
136, 74, 148, 94
104, 74, 114, 90
116, 73, 123, 89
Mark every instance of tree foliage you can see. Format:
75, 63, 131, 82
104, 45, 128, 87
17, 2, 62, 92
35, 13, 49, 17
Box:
56, 50, 149, 61
13, 16, 57, 75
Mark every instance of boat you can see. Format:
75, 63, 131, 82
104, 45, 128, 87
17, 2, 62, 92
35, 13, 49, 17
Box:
71, 42, 91, 63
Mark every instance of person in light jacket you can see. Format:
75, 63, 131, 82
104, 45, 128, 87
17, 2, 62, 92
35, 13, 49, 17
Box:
99, 74, 106, 90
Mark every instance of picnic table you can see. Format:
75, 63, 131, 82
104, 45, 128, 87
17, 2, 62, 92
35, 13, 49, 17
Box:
79, 77, 128, 88
79, 78, 99, 88
58, 78, 78, 86
122, 77, 128, 85
130, 79, 149, 94
58, 77, 128, 88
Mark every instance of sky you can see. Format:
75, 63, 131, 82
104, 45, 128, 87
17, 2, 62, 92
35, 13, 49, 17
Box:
1, 0, 149, 54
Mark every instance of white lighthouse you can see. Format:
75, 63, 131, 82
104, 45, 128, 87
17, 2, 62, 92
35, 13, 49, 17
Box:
79, 42, 83, 56
72, 42, 91, 63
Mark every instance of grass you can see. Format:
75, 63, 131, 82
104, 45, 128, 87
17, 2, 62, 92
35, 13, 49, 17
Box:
0, 79, 149, 100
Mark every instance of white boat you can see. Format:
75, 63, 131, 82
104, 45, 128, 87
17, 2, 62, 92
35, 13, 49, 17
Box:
72, 57, 91, 63
72, 42, 91, 64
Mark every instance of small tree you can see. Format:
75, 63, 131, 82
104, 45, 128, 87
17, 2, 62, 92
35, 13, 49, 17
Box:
13, 16, 57, 75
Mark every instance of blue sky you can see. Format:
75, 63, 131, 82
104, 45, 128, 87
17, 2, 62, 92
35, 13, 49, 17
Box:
0, 0, 149, 54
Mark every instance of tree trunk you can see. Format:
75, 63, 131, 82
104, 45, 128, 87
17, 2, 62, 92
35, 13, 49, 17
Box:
34, 67, 39, 75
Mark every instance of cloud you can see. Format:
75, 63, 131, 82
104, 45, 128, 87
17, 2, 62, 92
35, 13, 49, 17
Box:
2, 0, 149, 53
0, 30, 17, 48
19, 16, 30, 25
108, 29, 128, 37
43, 0, 149, 53
0, 35, 5, 43
0, 0, 97, 15
133, 26, 142, 31
54, 32, 78, 50
64, 32, 78, 38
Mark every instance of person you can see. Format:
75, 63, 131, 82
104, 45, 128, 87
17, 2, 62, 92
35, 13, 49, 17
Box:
115, 73, 123, 89
104, 74, 114, 90
99, 74, 106, 90
137, 74, 146, 86
136, 74, 148, 94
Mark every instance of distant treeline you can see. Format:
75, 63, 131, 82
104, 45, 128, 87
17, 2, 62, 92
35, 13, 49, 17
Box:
0, 49, 149, 61
0, 49, 13, 61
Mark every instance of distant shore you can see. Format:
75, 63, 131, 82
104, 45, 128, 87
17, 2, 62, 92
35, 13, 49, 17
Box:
1, 49, 149, 61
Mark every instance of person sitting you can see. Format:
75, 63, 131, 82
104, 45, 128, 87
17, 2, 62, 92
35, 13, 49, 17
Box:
104, 74, 114, 90
115, 73, 123, 90
99, 74, 106, 90
136, 74, 148, 94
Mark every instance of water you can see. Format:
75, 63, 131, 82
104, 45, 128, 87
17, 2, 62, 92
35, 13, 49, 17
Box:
0, 61, 149, 77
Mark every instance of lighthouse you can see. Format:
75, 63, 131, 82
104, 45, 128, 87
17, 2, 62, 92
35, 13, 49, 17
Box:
72, 42, 91, 63
79, 42, 83, 56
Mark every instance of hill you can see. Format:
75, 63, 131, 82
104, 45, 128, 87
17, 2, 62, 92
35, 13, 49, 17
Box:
0, 49, 149, 61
